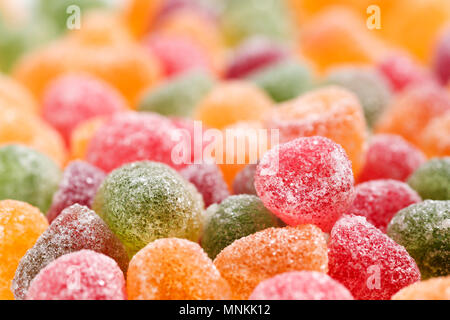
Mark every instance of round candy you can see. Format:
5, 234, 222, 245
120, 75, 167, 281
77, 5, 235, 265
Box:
0, 73, 38, 114
249, 271, 354, 300
255, 136, 355, 232
69, 117, 104, 160
0, 144, 61, 212
12, 204, 128, 300
214, 224, 328, 299
348, 180, 421, 233
358, 134, 426, 183
0, 200, 48, 300
202, 194, 282, 259
26, 250, 126, 300
232, 163, 257, 195
420, 113, 450, 157
329, 215, 421, 300
433, 28, 450, 85
93, 161, 203, 256
46, 160, 105, 223
387, 200, 450, 279
407, 158, 450, 200
392, 276, 450, 300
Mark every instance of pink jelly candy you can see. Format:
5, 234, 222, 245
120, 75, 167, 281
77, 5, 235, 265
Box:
347, 179, 421, 233
249, 271, 354, 300
232, 163, 257, 195
254, 136, 355, 232
358, 134, 426, 183
46, 160, 105, 223
328, 215, 421, 300
433, 28, 450, 85
26, 250, 126, 300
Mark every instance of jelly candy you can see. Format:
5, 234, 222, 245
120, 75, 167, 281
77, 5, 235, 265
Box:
407, 158, 450, 200
392, 276, 450, 300
124, 0, 164, 37
232, 163, 257, 195
433, 28, 450, 85
0, 73, 37, 114
69, 117, 105, 160
420, 113, 450, 158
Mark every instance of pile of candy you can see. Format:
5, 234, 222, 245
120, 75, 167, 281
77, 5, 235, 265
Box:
0, 0, 449, 300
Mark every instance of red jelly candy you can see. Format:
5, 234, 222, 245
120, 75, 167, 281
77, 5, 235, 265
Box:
433, 28, 450, 85
26, 250, 126, 300
328, 215, 421, 300
46, 160, 106, 223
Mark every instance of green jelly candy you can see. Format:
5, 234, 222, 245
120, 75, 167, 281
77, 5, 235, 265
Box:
249, 60, 313, 102
93, 161, 204, 256
387, 200, 450, 279
201, 194, 282, 259
138, 71, 214, 117
408, 158, 450, 200
0, 144, 61, 212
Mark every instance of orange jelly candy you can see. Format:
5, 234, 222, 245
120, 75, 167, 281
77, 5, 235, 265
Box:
392, 276, 450, 300
0, 73, 38, 114
420, 112, 450, 157
69, 117, 106, 161
124, 0, 165, 38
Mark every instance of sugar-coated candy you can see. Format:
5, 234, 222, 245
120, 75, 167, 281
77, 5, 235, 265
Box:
202, 195, 282, 259
407, 158, 450, 200
179, 162, 229, 208
69, 117, 104, 160
93, 161, 203, 256
0, 73, 37, 114
392, 276, 450, 300
433, 28, 450, 85
46, 161, 106, 223
0, 144, 61, 212
387, 200, 450, 279
348, 180, 421, 233
138, 70, 214, 117
358, 134, 426, 183
249, 60, 313, 103
214, 224, 328, 299
265, 86, 367, 176
420, 113, 450, 157
12, 204, 128, 300
329, 215, 420, 300
26, 250, 126, 300
249, 271, 354, 300
42, 73, 126, 145
127, 238, 231, 300
232, 163, 257, 195
0, 200, 48, 300
255, 136, 355, 232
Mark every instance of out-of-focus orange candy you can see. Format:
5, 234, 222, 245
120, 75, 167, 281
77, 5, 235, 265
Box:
195, 81, 273, 130
392, 276, 450, 300
0, 73, 37, 114
69, 117, 105, 161
0, 200, 48, 300
214, 225, 328, 300
127, 238, 231, 300
420, 112, 450, 157
265, 86, 367, 177
300, 6, 387, 73
0, 108, 67, 166
124, 0, 165, 38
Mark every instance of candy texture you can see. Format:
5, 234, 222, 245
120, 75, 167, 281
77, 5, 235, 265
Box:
214, 224, 328, 299
26, 250, 126, 300
46, 161, 106, 223
93, 161, 203, 256
387, 200, 450, 279
0, 144, 61, 212
202, 194, 282, 259
348, 180, 421, 233
407, 158, 450, 200
232, 163, 257, 195
127, 238, 231, 300
0, 200, 48, 300
12, 204, 128, 300
249, 271, 354, 300
255, 136, 355, 232
420, 113, 450, 157
328, 215, 421, 300
392, 276, 450, 300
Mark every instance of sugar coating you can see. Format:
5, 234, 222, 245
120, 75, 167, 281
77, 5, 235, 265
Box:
358, 134, 426, 183
202, 194, 282, 259
42, 73, 126, 145
138, 70, 214, 117
179, 162, 229, 207
213, 224, 328, 299
348, 179, 421, 233
127, 238, 231, 300
255, 136, 355, 232
421, 113, 450, 157
86, 112, 185, 172
387, 200, 450, 279
433, 28, 450, 85
328, 215, 421, 300
93, 161, 204, 256
0, 200, 48, 300
26, 250, 126, 300
249, 271, 354, 300
392, 276, 450, 300
407, 158, 450, 200
47, 161, 106, 223
12, 204, 128, 300
232, 163, 257, 195
0, 144, 61, 212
